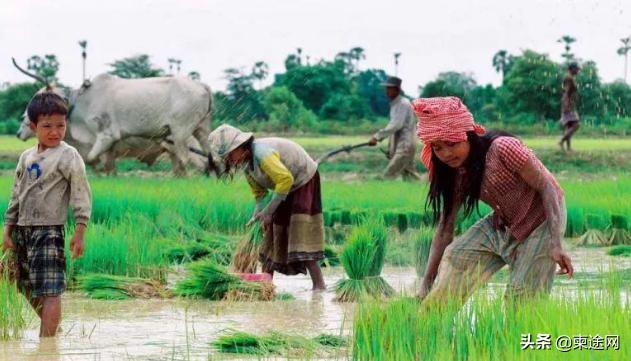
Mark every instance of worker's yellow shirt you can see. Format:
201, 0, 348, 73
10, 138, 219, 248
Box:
246, 151, 294, 200
245, 138, 317, 201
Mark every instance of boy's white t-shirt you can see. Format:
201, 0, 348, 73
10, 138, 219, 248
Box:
4, 141, 92, 226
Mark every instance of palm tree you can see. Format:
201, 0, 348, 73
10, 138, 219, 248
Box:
167, 58, 176, 75
349, 47, 365, 71
188, 71, 200, 81
394, 52, 401, 76
78, 40, 88, 81
618, 37, 631, 83
492, 50, 511, 81
251, 61, 269, 89
557, 35, 577, 64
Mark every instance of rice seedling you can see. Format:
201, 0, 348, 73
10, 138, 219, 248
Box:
353, 273, 631, 361
65, 218, 171, 282
175, 259, 274, 301
608, 245, 631, 257
2, 176, 630, 241
232, 223, 264, 273
415, 226, 434, 277
335, 217, 394, 302
78, 273, 170, 300
0, 252, 27, 340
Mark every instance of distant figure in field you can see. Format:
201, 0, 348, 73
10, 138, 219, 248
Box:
559, 63, 581, 151
368, 76, 422, 180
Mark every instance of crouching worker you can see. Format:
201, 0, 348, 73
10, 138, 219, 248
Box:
2, 91, 92, 337
208, 125, 326, 290
414, 97, 573, 306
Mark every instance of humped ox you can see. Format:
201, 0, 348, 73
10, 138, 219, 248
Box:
14, 60, 212, 175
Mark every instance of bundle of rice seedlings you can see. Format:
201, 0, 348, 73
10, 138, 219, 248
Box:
396, 213, 408, 232
320, 245, 340, 267
608, 245, 631, 257
577, 229, 609, 246
78, 273, 169, 300
335, 217, 394, 302
175, 259, 273, 301
275, 292, 296, 301
608, 214, 631, 245
167, 238, 234, 265
211, 330, 345, 355
407, 212, 423, 229
313, 334, 347, 347
415, 227, 434, 278
167, 243, 211, 264
340, 210, 352, 225
212, 331, 281, 354
232, 223, 264, 273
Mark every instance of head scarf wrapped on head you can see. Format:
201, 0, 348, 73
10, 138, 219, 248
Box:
412, 96, 485, 177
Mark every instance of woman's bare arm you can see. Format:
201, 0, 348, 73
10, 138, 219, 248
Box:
518, 158, 573, 277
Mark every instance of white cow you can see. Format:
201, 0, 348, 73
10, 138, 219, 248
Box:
14, 64, 212, 175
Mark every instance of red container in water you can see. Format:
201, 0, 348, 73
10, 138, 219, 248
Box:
237, 273, 273, 282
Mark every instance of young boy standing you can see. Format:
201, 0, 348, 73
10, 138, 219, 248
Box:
2, 91, 92, 337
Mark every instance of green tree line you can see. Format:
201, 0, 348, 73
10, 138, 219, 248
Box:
2, 45, 631, 135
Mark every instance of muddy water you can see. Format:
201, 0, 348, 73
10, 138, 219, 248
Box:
0, 267, 415, 361
2, 247, 629, 361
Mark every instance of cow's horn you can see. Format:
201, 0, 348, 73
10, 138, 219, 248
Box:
11, 57, 51, 89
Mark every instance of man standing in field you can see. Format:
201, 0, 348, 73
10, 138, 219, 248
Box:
368, 76, 422, 180
559, 63, 581, 151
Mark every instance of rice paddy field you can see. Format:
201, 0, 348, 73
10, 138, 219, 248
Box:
0, 134, 630, 360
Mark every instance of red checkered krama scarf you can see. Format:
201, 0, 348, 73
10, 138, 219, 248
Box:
413, 96, 485, 177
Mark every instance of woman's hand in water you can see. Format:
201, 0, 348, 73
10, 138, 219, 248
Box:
550, 246, 574, 278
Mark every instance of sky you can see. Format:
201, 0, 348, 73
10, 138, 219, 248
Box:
1, 0, 630, 95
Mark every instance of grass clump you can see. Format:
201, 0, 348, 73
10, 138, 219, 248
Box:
78, 273, 169, 300
335, 217, 394, 302
175, 259, 274, 301
0, 251, 27, 340
608, 245, 631, 257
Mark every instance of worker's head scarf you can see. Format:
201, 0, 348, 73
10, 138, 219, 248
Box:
207, 124, 254, 178
413, 96, 485, 176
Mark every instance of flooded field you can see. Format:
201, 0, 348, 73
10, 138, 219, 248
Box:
2, 244, 629, 361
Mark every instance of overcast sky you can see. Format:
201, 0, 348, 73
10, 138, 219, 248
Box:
1, 0, 630, 95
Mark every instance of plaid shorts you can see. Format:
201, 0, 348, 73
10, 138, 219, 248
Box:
13, 225, 66, 297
